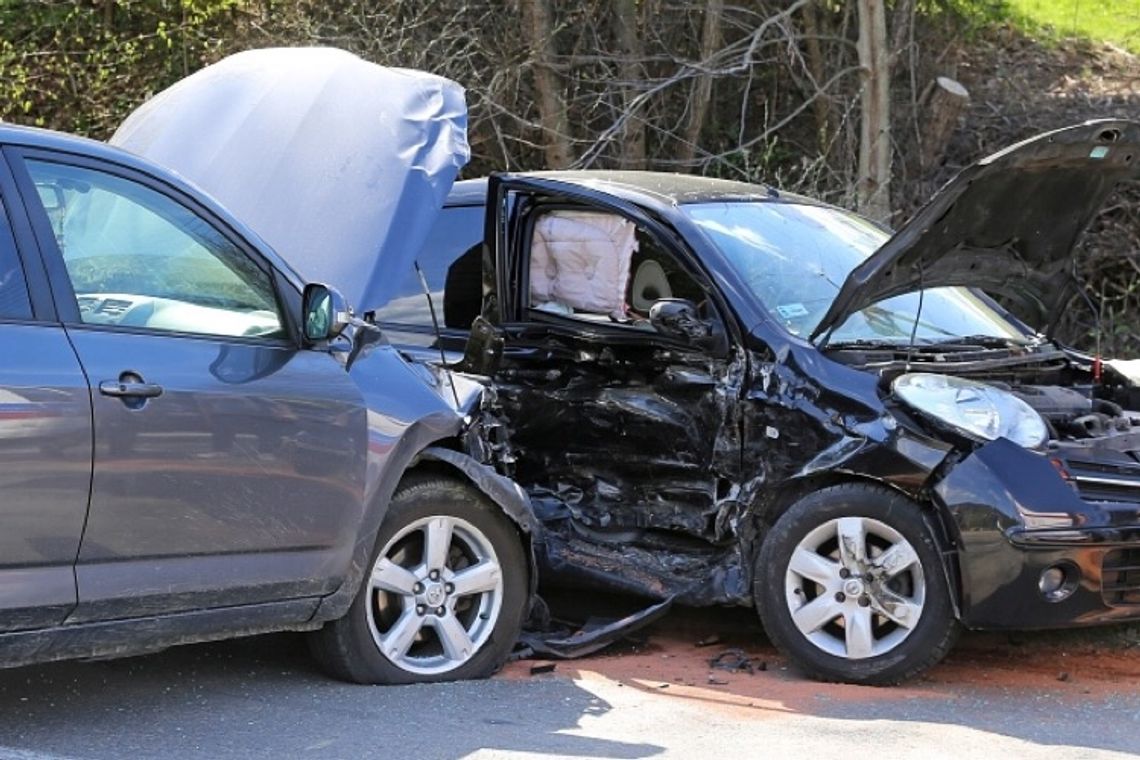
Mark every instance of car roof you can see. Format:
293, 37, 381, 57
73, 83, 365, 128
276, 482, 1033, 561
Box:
0, 122, 306, 287
448, 170, 824, 207
0, 122, 147, 166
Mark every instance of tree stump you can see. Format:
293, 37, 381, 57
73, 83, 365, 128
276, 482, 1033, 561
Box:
919, 76, 970, 172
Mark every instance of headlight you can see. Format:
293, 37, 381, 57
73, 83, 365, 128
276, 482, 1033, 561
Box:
892, 373, 1049, 449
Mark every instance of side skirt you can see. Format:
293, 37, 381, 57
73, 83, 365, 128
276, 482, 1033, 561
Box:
0, 598, 321, 670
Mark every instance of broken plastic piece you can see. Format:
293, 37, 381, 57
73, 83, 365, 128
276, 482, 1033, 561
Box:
708, 647, 760, 674
517, 597, 672, 659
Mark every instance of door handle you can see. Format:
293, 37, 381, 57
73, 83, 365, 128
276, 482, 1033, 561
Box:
99, 379, 164, 399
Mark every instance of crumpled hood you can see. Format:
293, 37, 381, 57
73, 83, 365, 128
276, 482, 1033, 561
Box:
111, 47, 470, 312
811, 119, 1140, 341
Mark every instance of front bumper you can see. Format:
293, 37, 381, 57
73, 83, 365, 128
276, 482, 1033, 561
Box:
934, 438, 1140, 629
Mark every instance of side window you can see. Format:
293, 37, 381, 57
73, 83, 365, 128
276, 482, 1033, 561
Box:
527, 208, 705, 327
371, 205, 484, 332
0, 194, 32, 320
24, 160, 284, 340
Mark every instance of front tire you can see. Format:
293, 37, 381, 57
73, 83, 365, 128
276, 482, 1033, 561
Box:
310, 474, 528, 684
755, 483, 959, 685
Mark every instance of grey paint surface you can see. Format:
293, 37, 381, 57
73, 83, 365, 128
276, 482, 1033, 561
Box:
111, 48, 470, 315
0, 123, 535, 670
0, 325, 91, 631
68, 328, 366, 621
0, 633, 1134, 759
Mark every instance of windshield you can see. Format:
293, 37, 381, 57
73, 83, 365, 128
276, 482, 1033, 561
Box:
685, 201, 1028, 345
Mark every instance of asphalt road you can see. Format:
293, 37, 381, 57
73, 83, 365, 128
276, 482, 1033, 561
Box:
0, 616, 1137, 760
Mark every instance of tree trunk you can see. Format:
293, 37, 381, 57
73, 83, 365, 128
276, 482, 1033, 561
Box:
889, 0, 914, 69
856, 0, 891, 221
800, 0, 831, 155
677, 0, 723, 166
918, 76, 970, 172
521, 0, 572, 168
614, 0, 646, 169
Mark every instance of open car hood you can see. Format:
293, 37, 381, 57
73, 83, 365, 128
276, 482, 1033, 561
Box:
810, 120, 1140, 341
111, 47, 469, 312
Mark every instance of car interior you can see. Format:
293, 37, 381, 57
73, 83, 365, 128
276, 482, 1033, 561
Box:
526, 208, 704, 330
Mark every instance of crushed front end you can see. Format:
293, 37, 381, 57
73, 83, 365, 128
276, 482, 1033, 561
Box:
869, 346, 1140, 630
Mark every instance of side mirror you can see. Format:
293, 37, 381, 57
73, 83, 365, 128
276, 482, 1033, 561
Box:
649, 298, 709, 341
302, 283, 351, 343
649, 298, 728, 354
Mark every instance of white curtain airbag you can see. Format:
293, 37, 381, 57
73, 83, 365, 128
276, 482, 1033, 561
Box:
530, 211, 637, 319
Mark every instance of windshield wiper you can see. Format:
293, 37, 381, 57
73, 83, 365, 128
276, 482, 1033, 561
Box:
824, 335, 1031, 352
926, 334, 1030, 348
823, 339, 910, 350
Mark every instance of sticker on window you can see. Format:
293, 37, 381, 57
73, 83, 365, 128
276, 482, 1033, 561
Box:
776, 303, 809, 319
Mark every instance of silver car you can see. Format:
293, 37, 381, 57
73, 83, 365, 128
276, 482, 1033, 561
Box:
0, 117, 535, 684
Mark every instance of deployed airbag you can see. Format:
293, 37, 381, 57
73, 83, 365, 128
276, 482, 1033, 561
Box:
530, 211, 637, 319
111, 47, 470, 312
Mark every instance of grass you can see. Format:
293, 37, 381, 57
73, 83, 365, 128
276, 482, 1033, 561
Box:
1003, 0, 1140, 53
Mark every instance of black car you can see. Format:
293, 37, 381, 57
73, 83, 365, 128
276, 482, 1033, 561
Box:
368, 120, 1140, 684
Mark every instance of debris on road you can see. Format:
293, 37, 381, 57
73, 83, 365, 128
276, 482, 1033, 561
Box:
516, 597, 673, 660
709, 648, 765, 674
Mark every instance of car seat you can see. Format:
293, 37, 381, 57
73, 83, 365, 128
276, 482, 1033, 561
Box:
630, 258, 672, 313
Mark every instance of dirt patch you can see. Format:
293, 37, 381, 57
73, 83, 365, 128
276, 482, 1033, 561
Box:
501, 606, 1140, 710
932, 631, 1140, 691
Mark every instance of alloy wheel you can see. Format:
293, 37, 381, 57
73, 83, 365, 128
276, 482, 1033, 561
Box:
366, 514, 504, 675
783, 516, 926, 659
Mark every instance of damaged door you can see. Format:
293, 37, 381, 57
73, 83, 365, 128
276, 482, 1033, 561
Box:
479, 176, 748, 603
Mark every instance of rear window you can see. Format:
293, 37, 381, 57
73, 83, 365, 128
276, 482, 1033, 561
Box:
372, 205, 483, 333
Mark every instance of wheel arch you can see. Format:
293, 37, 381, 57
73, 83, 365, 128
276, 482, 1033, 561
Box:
310, 428, 539, 624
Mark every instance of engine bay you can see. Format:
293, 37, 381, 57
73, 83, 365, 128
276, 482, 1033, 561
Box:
1005, 382, 1140, 441
829, 342, 1140, 446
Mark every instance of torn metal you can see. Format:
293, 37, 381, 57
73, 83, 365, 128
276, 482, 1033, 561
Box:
422, 122, 1140, 670
112, 47, 469, 313
516, 597, 672, 660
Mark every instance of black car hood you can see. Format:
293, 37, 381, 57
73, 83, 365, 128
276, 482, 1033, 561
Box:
811, 120, 1140, 341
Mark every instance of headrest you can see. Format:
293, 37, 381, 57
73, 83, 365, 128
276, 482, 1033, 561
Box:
631, 259, 672, 312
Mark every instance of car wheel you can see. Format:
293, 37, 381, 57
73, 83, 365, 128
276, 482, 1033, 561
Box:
310, 474, 528, 684
754, 483, 959, 685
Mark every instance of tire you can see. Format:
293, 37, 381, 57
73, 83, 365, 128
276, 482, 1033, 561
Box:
310, 474, 529, 685
754, 483, 959, 685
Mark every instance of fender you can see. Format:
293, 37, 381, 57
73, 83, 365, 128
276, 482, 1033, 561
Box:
419, 446, 539, 536
309, 430, 540, 623
749, 428, 963, 621
421, 446, 541, 605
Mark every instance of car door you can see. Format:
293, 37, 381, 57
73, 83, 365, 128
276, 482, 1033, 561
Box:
0, 153, 90, 631
480, 176, 747, 541
8, 147, 369, 622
